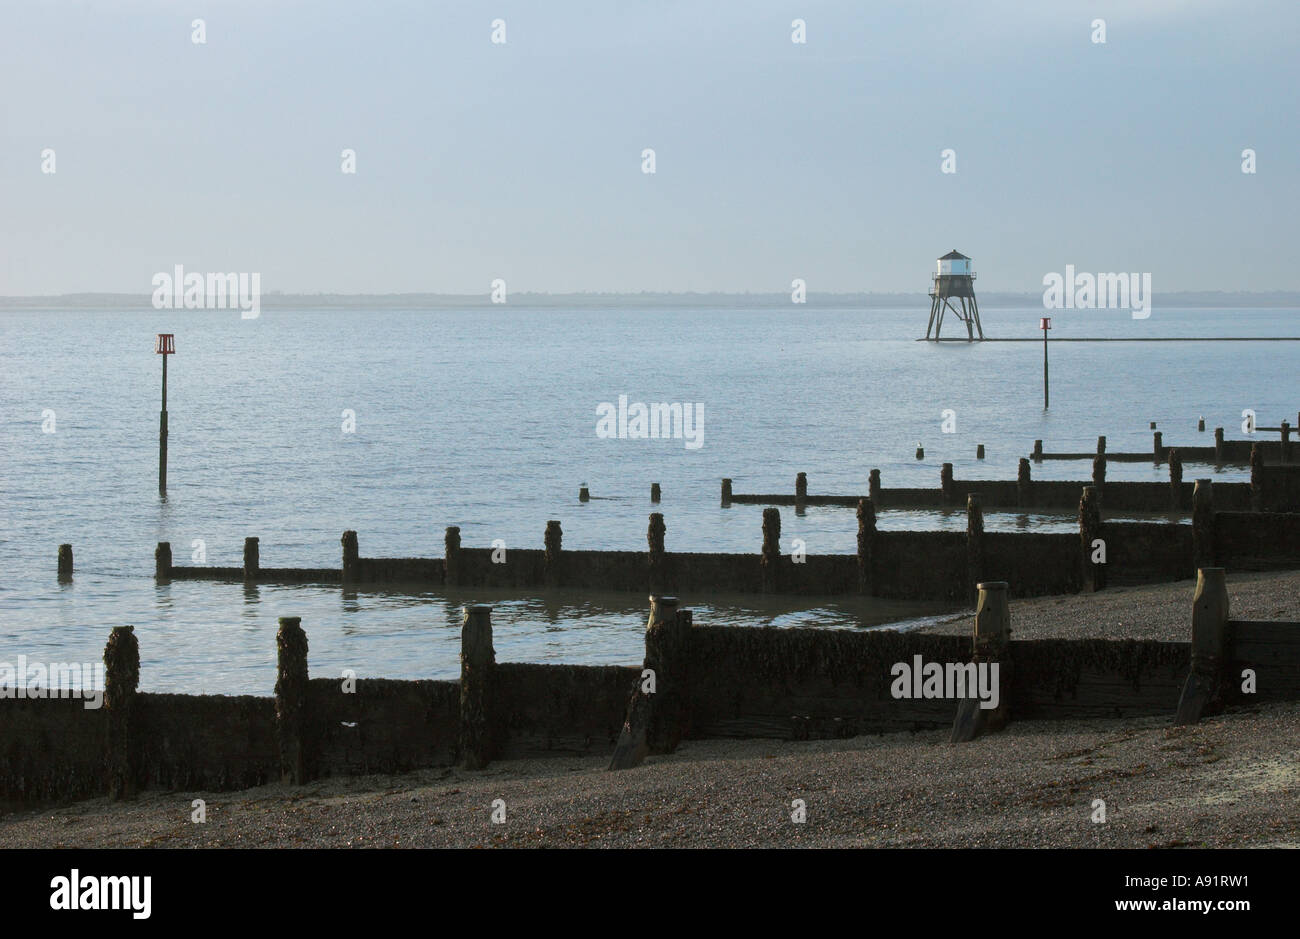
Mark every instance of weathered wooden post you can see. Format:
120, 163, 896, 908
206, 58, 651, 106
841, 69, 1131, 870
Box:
646, 605, 692, 755
1250, 443, 1264, 511
1017, 458, 1033, 508
104, 625, 139, 799
1282, 421, 1292, 464
648, 513, 666, 594
444, 526, 461, 586
853, 497, 876, 597
243, 537, 260, 581
274, 616, 309, 784
57, 544, 73, 581
155, 541, 172, 581
650, 483, 661, 503
795, 472, 807, 512
1168, 449, 1183, 510
544, 520, 563, 587
760, 508, 781, 593
1079, 486, 1105, 591
1192, 479, 1215, 571
1092, 453, 1107, 489
1198, 417, 1205, 432
950, 582, 1010, 743
1214, 427, 1225, 464
916, 443, 924, 460
720, 478, 732, 507
966, 494, 985, 604
341, 530, 359, 584
1153, 431, 1164, 462
941, 463, 955, 504
1175, 568, 1229, 725
579, 485, 590, 502
976, 444, 985, 459
869, 469, 882, 504
460, 604, 496, 769
1033, 439, 1043, 462
154, 334, 175, 497
610, 597, 681, 769
1097, 435, 1106, 455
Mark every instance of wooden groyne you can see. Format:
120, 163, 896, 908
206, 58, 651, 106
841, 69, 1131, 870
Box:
6, 574, 1297, 805
725, 448, 1300, 514
57, 478, 1276, 601
1034, 425, 1294, 466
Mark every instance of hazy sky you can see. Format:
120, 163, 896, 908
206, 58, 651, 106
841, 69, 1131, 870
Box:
3, 0, 1297, 295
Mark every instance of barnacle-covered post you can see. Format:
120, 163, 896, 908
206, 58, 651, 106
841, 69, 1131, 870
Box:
275, 616, 309, 784
104, 625, 140, 799
460, 605, 496, 770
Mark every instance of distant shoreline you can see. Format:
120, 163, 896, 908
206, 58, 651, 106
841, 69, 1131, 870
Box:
3, 291, 1300, 311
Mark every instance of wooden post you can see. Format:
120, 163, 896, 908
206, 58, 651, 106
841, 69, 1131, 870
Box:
460, 605, 496, 769
243, 537, 259, 581
1282, 421, 1292, 464
1153, 431, 1164, 462
1033, 440, 1043, 462
444, 526, 461, 586
1080, 486, 1105, 591
341, 530, 359, 584
610, 597, 679, 770
1250, 443, 1264, 511
57, 544, 73, 581
1097, 435, 1106, 455
1168, 449, 1183, 510
1192, 480, 1214, 571
651, 483, 661, 503
1198, 417, 1205, 432
950, 582, 1010, 743
941, 463, 955, 504
647, 513, 666, 594
966, 494, 985, 604
976, 444, 985, 460
1092, 453, 1106, 489
646, 606, 692, 755
104, 625, 139, 799
1017, 458, 1033, 508
761, 508, 781, 593
544, 520, 563, 587
869, 469, 881, 504
1214, 427, 1225, 464
856, 497, 876, 595
916, 444, 924, 460
579, 485, 590, 502
795, 472, 807, 511
1175, 568, 1229, 725
274, 616, 309, 784
155, 541, 172, 581
720, 478, 732, 507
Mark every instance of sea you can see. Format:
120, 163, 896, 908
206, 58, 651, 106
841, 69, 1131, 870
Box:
2, 304, 1296, 693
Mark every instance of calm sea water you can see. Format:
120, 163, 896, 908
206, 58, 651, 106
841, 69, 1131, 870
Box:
2, 305, 1295, 693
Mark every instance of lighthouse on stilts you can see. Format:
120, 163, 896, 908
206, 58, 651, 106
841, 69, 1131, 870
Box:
924, 250, 984, 341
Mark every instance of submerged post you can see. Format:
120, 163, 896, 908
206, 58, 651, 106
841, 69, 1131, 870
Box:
761, 508, 781, 593
104, 625, 140, 799
1080, 486, 1105, 592
795, 472, 807, 511
460, 605, 496, 770
274, 616, 309, 784
444, 526, 461, 586
155, 541, 172, 581
57, 544, 73, 581
720, 478, 732, 507
857, 498, 876, 596
341, 530, 359, 584
1153, 431, 1164, 462
1192, 480, 1214, 571
651, 482, 661, 503
1175, 568, 1229, 725
243, 537, 260, 581
154, 334, 174, 496
976, 444, 985, 460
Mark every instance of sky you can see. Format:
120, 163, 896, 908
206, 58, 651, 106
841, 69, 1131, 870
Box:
2, 0, 1297, 295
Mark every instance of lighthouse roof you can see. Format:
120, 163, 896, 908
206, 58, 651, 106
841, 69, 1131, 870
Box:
939, 249, 970, 260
